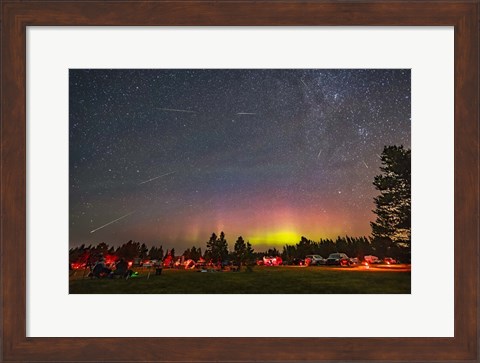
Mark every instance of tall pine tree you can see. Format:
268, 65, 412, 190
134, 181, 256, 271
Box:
217, 231, 229, 263
233, 236, 247, 267
371, 145, 411, 257
205, 232, 229, 264
205, 233, 218, 262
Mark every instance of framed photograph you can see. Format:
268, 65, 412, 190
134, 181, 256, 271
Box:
1, 1, 478, 362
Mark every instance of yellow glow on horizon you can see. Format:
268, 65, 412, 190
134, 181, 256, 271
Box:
248, 229, 301, 246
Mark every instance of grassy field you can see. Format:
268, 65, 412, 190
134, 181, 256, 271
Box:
69, 266, 410, 294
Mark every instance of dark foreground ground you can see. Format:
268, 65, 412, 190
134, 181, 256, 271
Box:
69, 265, 411, 294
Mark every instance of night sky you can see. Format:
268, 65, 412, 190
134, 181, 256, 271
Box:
69, 69, 410, 252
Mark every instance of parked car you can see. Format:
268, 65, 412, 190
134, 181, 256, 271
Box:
305, 255, 326, 266
326, 253, 351, 266
262, 256, 283, 266
349, 257, 359, 265
142, 260, 154, 268
364, 255, 381, 264
291, 258, 305, 266
383, 257, 397, 265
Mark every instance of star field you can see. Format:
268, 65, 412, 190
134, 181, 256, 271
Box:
69, 69, 410, 251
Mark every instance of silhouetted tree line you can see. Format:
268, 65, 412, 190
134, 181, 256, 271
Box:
69, 233, 255, 267
279, 235, 408, 263
70, 232, 407, 267
280, 236, 370, 263
69, 240, 167, 265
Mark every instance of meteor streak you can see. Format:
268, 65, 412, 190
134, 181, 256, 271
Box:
139, 171, 176, 185
362, 160, 369, 168
157, 108, 196, 114
90, 211, 135, 234
236, 112, 257, 115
